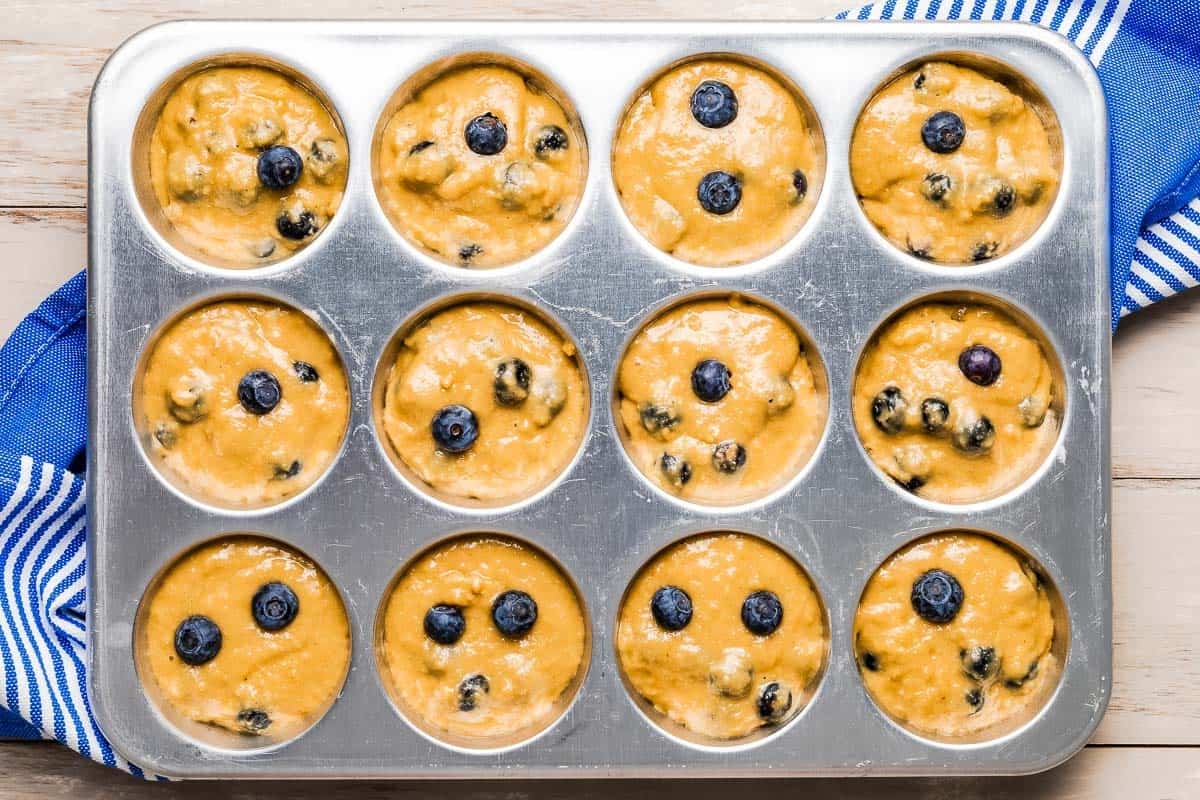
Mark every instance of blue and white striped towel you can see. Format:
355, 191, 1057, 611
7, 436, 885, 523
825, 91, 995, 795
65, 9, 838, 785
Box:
1, 1, 1198, 777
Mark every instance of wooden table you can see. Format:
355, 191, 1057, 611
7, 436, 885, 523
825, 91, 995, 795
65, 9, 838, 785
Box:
2, 2, 1197, 796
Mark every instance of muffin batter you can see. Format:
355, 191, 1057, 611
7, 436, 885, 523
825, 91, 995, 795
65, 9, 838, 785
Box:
850, 61, 1059, 264
376, 64, 586, 267
139, 300, 349, 508
379, 536, 586, 742
617, 533, 826, 740
149, 66, 347, 266
612, 58, 821, 266
853, 302, 1058, 504
140, 536, 350, 740
617, 296, 825, 505
381, 302, 587, 504
854, 532, 1058, 739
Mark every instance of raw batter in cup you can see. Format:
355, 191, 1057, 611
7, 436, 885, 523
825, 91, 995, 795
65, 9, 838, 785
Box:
617, 296, 825, 505
139, 536, 350, 740
139, 299, 349, 508
378, 536, 586, 742
149, 66, 347, 266
612, 58, 822, 266
380, 302, 587, 504
854, 532, 1058, 739
850, 61, 1059, 264
853, 301, 1058, 504
616, 533, 826, 740
376, 64, 586, 267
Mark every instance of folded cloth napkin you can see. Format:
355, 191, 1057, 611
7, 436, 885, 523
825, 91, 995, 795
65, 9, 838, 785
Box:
1, 1, 1197, 778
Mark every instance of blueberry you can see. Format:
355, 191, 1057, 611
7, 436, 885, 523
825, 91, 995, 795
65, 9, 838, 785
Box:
154, 423, 177, 449
1005, 661, 1040, 689
921, 397, 950, 432
458, 243, 483, 262
252, 582, 299, 631
650, 585, 692, 631
954, 416, 996, 454
756, 681, 793, 723
237, 708, 271, 733
911, 569, 964, 623
993, 184, 1016, 215
861, 651, 880, 672
971, 241, 1000, 262
741, 590, 784, 636
534, 125, 569, 157
690, 80, 738, 129
659, 453, 692, 488
871, 386, 907, 434
293, 361, 319, 382
492, 590, 538, 637
906, 238, 932, 260
697, 171, 742, 215
168, 387, 206, 423
959, 345, 1002, 386
409, 140, 435, 155
638, 403, 681, 434
272, 460, 301, 480
921, 111, 966, 154
691, 359, 732, 403
238, 370, 282, 415
276, 208, 318, 240
465, 112, 508, 156
712, 440, 747, 473
424, 604, 466, 645
792, 169, 808, 203
257, 145, 304, 190
914, 72, 927, 90
494, 358, 532, 407
457, 673, 490, 711
962, 645, 998, 681
921, 172, 952, 202
174, 615, 221, 666
431, 405, 479, 453
897, 475, 926, 494
966, 688, 984, 712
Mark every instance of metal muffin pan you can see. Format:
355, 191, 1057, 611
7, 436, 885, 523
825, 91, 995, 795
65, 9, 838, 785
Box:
88, 20, 1111, 778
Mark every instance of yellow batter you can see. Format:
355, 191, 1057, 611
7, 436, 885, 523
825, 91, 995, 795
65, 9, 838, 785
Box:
149, 66, 347, 266
139, 300, 349, 508
617, 296, 824, 505
139, 536, 350, 740
381, 302, 587, 504
612, 59, 821, 266
376, 64, 586, 267
853, 302, 1058, 504
616, 533, 826, 740
379, 536, 586, 742
854, 532, 1058, 739
851, 61, 1059, 264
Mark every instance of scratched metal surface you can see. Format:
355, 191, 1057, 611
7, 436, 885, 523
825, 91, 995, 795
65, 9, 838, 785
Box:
87, 20, 1111, 778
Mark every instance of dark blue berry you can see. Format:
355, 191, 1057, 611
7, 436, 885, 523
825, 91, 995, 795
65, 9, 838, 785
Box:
639, 403, 681, 434
922, 172, 951, 202
971, 241, 1000, 262
494, 358, 531, 407
921, 111, 965, 154
962, 645, 998, 681
491, 590, 538, 637
691, 359, 732, 403
458, 673, 490, 711
293, 361, 319, 382
697, 171, 742, 215
659, 453, 692, 487
650, 585, 692, 631
174, 615, 221, 666
911, 569, 964, 623
458, 243, 483, 262
257, 145, 304, 189
959, 345, 1002, 386
431, 405, 479, 453
238, 370, 281, 415
276, 209, 318, 240
690, 80, 738, 129
465, 113, 507, 156
921, 397, 950, 432
272, 460, 301, 480
424, 604, 466, 645
712, 440, 747, 473
741, 590, 784, 636
993, 184, 1015, 214
966, 688, 984, 711
792, 169, 808, 203
237, 708, 271, 732
861, 651, 880, 672
251, 582, 299, 631
534, 125, 568, 156
757, 681, 792, 722
871, 386, 907, 434
954, 416, 996, 454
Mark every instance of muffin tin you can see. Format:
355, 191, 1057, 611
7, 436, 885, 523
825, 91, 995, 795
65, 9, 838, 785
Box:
88, 20, 1111, 778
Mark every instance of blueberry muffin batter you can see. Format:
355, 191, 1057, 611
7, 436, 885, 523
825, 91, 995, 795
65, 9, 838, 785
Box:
139, 300, 349, 508
140, 536, 350, 740
617, 296, 824, 505
851, 61, 1059, 264
854, 302, 1058, 504
376, 64, 586, 267
854, 532, 1058, 739
380, 302, 587, 504
617, 533, 826, 740
379, 536, 586, 742
612, 58, 821, 266
149, 66, 347, 266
